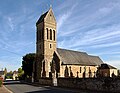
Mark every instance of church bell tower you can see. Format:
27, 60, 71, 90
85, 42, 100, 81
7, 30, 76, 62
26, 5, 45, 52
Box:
35, 7, 57, 80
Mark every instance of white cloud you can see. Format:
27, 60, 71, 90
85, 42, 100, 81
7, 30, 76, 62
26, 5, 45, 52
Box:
57, 4, 77, 32
57, 1, 120, 40
96, 51, 120, 55
90, 41, 120, 48
0, 0, 120, 72
0, 58, 21, 71
57, 13, 71, 32
58, 20, 120, 49
7, 17, 14, 31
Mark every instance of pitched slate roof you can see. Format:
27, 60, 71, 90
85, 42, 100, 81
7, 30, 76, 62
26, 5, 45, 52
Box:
88, 55, 103, 66
0, 71, 4, 75
57, 48, 103, 66
99, 64, 117, 69
108, 64, 117, 69
36, 11, 48, 25
6, 73, 13, 76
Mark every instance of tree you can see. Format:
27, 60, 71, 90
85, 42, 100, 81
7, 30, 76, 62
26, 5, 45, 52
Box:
22, 53, 35, 78
4, 68, 7, 75
18, 68, 24, 80
9, 71, 13, 74
18, 68, 23, 73
18, 68, 24, 77
6, 71, 13, 79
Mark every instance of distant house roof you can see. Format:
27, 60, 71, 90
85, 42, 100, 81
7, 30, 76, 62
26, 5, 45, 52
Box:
57, 48, 103, 66
6, 73, 13, 77
99, 64, 117, 69
36, 11, 48, 25
0, 71, 4, 75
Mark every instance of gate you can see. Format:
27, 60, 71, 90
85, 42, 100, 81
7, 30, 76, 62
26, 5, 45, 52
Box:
52, 71, 57, 86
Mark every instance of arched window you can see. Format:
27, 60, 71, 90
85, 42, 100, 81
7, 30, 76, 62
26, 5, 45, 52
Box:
50, 29, 52, 40
89, 67, 92, 78
53, 30, 55, 41
80, 67, 81, 73
50, 44, 52, 48
64, 66, 69, 77
84, 66, 86, 72
46, 28, 49, 39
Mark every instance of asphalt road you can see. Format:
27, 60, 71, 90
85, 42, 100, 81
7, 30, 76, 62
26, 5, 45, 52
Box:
4, 80, 105, 93
4, 80, 77, 93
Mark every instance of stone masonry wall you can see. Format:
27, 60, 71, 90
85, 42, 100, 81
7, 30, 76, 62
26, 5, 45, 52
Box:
38, 77, 120, 92
57, 77, 120, 92
39, 78, 52, 86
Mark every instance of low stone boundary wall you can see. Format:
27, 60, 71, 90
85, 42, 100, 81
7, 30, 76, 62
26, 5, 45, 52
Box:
39, 78, 52, 86
57, 77, 120, 92
38, 77, 120, 92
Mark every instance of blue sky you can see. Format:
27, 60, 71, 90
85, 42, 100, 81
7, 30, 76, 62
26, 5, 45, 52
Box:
0, 0, 120, 71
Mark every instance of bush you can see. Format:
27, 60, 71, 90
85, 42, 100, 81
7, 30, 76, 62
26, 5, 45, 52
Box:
0, 80, 3, 87
6, 76, 13, 79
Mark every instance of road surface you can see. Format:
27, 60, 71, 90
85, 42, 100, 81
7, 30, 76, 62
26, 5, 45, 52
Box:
4, 80, 78, 93
4, 80, 104, 93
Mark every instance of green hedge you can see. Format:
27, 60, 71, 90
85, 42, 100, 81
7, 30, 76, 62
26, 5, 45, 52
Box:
0, 80, 2, 87
6, 76, 13, 79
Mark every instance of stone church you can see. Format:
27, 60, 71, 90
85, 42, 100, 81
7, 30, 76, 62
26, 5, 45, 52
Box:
34, 7, 116, 81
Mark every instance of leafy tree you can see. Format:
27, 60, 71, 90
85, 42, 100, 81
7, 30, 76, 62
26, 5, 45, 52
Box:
5, 71, 13, 79
18, 68, 23, 73
4, 68, 7, 75
9, 71, 13, 74
22, 53, 35, 78
18, 68, 24, 77
17, 68, 24, 80
6, 76, 13, 79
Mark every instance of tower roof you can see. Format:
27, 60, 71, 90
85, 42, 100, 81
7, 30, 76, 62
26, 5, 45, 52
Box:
36, 11, 48, 25
36, 7, 56, 25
